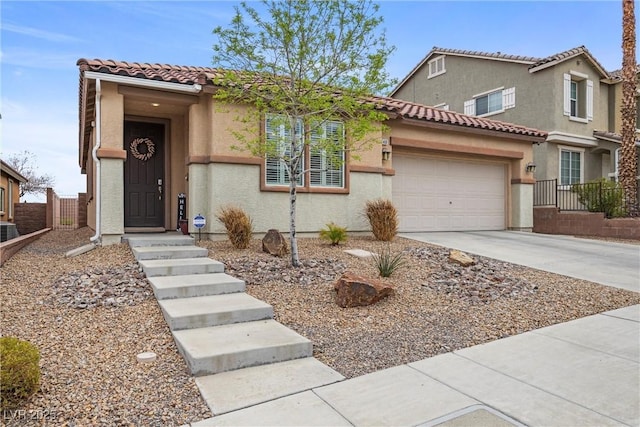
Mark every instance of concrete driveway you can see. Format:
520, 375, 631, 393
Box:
400, 231, 639, 293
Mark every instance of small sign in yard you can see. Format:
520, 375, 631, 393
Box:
193, 214, 206, 241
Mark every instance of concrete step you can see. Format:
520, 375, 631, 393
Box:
158, 293, 273, 331
196, 357, 345, 415
131, 246, 208, 261
139, 258, 224, 277
148, 273, 245, 300
125, 234, 195, 248
173, 320, 312, 376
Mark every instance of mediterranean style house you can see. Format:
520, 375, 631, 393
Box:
391, 46, 640, 187
77, 59, 546, 245
0, 160, 27, 224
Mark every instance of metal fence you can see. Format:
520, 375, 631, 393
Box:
52, 193, 79, 230
534, 179, 627, 217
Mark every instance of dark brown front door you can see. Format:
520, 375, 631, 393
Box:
124, 121, 165, 228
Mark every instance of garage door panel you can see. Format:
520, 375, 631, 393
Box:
393, 155, 505, 232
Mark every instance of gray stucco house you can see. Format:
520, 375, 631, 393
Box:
391, 46, 639, 188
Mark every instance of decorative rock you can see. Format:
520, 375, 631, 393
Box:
334, 272, 394, 308
137, 352, 157, 363
449, 249, 476, 267
262, 229, 288, 257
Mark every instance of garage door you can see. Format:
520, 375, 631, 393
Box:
392, 155, 505, 232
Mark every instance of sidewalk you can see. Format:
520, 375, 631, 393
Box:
188, 304, 639, 426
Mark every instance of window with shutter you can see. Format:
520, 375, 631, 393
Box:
427, 56, 446, 79
310, 121, 345, 188
464, 99, 475, 115
563, 71, 592, 122
265, 114, 304, 186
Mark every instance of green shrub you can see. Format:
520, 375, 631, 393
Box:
371, 244, 406, 278
364, 199, 398, 241
216, 205, 253, 249
571, 178, 627, 218
1, 337, 40, 409
319, 222, 348, 246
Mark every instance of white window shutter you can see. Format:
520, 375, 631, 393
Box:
586, 80, 594, 121
464, 99, 475, 115
563, 74, 571, 116
503, 87, 516, 109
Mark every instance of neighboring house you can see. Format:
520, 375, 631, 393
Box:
0, 159, 27, 223
391, 46, 640, 189
77, 59, 546, 244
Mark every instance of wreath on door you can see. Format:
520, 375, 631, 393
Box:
130, 138, 155, 161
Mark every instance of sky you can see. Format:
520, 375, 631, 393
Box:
0, 0, 634, 201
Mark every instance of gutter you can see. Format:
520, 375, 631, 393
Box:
90, 78, 102, 244
83, 71, 202, 93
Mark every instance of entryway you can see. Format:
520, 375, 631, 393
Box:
124, 120, 165, 229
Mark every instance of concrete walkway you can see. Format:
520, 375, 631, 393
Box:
188, 305, 639, 426
400, 231, 640, 292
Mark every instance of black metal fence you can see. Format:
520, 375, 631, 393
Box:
533, 179, 627, 217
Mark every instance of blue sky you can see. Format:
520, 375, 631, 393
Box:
0, 0, 633, 200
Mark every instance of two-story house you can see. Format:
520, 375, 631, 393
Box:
391, 46, 638, 190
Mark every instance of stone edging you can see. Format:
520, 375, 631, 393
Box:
0, 228, 52, 266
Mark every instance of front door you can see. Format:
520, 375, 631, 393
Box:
124, 121, 165, 228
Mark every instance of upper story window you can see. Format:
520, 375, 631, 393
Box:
265, 114, 345, 189
0, 187, 5, 215
427, 56, 446, 79
563, 72, 593, 123
463, 87, 515, 117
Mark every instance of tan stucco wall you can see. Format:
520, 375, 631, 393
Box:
0, 173, 21, 221
186, 163, 390, 235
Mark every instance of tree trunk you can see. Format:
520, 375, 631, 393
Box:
289, 174, 300, 267
620, 0, 638, 215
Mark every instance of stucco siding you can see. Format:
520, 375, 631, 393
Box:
100, 158, 124, 242
510, 183, 533, 230
189, 163, 389, 235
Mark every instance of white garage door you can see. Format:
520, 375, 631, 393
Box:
392, 155, 505, 232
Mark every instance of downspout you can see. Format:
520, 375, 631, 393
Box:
90, 78, 102, 243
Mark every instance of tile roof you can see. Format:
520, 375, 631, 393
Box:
428, 47, 541, 64
593, 130, 640, 144
77, 58, 219, 85
374, 96, 546, 138
77, 58, 547, 141
528, 46, 609, 77
609, 64, 640, 80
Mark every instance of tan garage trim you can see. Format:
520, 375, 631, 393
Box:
391, 136, 524, 159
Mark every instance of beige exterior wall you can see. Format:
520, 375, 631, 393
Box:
0, 173, 21, 222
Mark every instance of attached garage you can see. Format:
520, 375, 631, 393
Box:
393, 154, 506, 232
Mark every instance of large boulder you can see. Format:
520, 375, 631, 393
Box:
449, 249, 476, 267
334, 272, 394, 308
262, 229, 288, 257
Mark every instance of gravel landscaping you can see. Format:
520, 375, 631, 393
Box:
1, 228, 639, 426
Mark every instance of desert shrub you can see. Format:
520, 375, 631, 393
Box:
571, 178, 626, 218
1, 337, 40, 409
319, 222, 348, 246
365, 198, 398, 241
216, 205, 253, 249
371, 244, 406, 278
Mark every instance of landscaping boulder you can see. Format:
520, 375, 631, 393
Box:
334, 272, 394, 308
449, 249, 476, 267
262, 229, 288, 257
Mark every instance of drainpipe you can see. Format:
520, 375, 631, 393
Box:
90, 78, 102, 243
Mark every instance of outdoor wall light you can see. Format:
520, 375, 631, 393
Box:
525, 162, 537, 173
382, 146, 391, 161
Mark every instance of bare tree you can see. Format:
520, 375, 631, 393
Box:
620, 0, 638, 215
4, 150, 55, 199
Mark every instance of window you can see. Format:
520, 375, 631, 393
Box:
0, 187, 5, 214
559, 148, 582, 185
563, 72, 593, 122
7, 179, 13, 219
463, 87, 515, 117
310, 121, 345, 188
264, 114, 345, 189
265, 114, 305, 186
427, 56, 446, 79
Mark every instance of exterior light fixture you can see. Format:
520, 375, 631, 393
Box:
382, 138, 391, 161
525, 162, 536, 173
151, 103, 160, 107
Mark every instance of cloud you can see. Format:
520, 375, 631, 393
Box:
2, 23, 83, 43
0, 49, 80, 70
